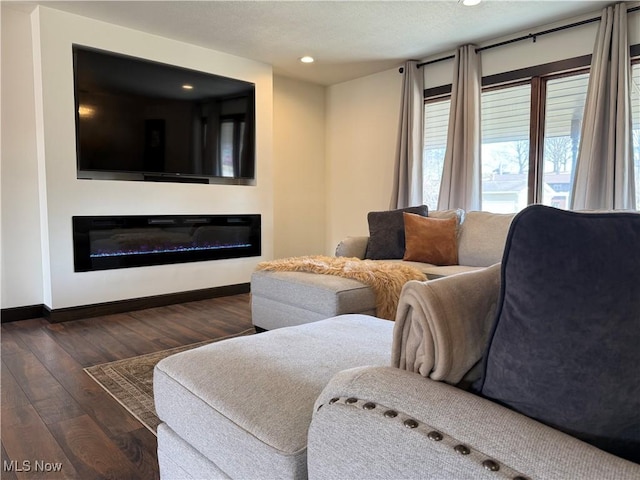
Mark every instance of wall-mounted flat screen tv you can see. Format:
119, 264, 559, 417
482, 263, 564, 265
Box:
73, 45, 256, 185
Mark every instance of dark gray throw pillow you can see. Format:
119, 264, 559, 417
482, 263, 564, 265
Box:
477, 205, 640, 463
364, 205, 428, 260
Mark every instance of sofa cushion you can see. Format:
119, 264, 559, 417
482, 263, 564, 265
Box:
403, 213, 458, 265
251, 270, 376, 329
458, 211, 513, 267
478, 205, 640, 463
428, 208, 465, 226
154, 315, 393, 479
365, 205, 428, 260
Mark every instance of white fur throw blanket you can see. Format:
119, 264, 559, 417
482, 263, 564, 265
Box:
256, 256, 426, 321
392, 264, 501, 384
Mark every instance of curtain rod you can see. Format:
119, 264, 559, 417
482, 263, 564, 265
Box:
414, 4, 640, 69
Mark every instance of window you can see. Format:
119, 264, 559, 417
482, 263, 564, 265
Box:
479, 71, 591, 212
541, 73, 589, 209
481, 84, 531, 213
632, 61, 640, 210
423, 98, 450, 210
423, 66, 592, 213
219, 116, 246, 177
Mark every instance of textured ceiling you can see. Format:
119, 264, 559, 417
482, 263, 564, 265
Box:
17, 0, 614, 85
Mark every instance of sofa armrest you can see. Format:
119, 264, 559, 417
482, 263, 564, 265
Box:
393, 263, 501, 385
308, 366, 640, 480
335, 236, 368, 259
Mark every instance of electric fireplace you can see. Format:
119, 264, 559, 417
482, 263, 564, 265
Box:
72, 214, 261, 272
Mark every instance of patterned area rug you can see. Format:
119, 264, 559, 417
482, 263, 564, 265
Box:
84, 328, 254, 435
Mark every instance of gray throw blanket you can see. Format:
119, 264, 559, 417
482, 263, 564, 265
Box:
392, 264, 501, 385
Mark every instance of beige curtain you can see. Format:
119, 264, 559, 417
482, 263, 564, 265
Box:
571, 3, 635, 210
390, 61, 424, 209
437, 45, 482, 211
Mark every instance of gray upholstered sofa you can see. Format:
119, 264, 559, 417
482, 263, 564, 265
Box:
251, 209, 514, 330
155, 206, 640, 479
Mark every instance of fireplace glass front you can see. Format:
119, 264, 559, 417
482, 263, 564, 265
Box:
72, 214, 261, 272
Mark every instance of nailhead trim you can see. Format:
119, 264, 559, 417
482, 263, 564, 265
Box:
483, 460, 500, 472
323, 396, 528, 479
454, 444, 471, 455
403, 419, 419, 429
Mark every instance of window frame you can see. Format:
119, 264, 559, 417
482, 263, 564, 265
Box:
423, 55, 593, 210
529, 67, 590, 204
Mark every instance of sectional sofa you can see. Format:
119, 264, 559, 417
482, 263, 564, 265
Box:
251, 208, 515, 330
154, 205, 640, 479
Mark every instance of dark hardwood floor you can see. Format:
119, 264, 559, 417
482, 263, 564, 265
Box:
1, 293, 253, 480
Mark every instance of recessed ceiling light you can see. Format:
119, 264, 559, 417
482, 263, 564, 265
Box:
462, 0, 482, 5
182, 84, 194, 90
299, 56, 315, 64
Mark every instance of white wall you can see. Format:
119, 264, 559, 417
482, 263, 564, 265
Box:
22, 6, 274, 310
325, 6, 640, 252
325, 68, 402, 252
273, 75, 326, 258
1, 6, 44, 309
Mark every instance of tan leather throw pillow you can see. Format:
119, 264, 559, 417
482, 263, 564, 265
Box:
403, 213, 458, 265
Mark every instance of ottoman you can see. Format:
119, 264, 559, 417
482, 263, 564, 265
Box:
154, 315, 393, 479
251, 270, 377, 330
